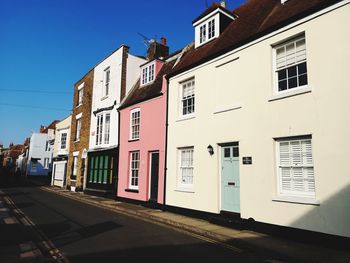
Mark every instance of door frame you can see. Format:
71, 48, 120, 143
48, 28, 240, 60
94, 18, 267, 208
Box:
218, 142, 240, 214
148, 151, 160, 202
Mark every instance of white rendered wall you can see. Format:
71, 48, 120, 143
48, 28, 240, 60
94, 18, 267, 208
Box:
166, 3, 350, 237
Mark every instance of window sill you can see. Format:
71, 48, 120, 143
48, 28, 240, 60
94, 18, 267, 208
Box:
128, 139, 139, 142
125, 188, 139, 193
272, 195, 320, 206
174, 187, 195, 193
268, 87, 311, 102
176, 115, 195, 122
76, 103, 82, 108
100, 96, 109, 101
73, 139, 80, 143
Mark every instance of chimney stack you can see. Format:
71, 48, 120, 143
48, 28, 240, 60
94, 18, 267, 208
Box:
161, 37, 167, 46
147, 38, 169, 60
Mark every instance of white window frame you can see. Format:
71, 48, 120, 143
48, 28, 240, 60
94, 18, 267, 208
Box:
129, 151, 140, 190
96, 113, 103, 145
104, 113, 110, 144
60, 132, 67, 149
75, 118, 81, 141
177, 147, 194, 189
140, 62, 155, 86
104, 67, 110, 97
130, 108, 140, 140
180, 78, 195, 118
72, 156, 78, 176
96, 112, 111, 146
195, 15, 220, 48
273, 34, 308, 95
77, 88, 83, 106
275, 136, 315, 199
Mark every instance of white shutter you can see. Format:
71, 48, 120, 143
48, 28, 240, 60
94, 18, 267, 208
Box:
278, 137, 315, 197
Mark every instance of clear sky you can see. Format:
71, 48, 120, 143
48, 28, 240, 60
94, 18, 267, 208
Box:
0, 0, 247, 147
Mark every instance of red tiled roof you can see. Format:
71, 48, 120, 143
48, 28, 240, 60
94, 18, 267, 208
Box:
41, 120, 60, 133
169, 0, 342, 78
119, 59, 177, 109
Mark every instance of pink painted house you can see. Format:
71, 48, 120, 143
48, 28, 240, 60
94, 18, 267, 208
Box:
117, 39, 181, 204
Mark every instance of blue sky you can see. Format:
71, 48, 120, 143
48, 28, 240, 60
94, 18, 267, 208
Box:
0, 0, 247, 147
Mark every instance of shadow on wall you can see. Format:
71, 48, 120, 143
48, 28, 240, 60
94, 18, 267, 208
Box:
290, 184, 350, 238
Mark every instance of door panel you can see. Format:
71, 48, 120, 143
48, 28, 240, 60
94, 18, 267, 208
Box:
150, 152, 159, 202
221, 145, 240, 213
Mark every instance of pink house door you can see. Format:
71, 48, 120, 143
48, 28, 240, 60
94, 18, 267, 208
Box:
149, 152, 159, 202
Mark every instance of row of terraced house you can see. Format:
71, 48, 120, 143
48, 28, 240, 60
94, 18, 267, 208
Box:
19, 0, 350, 239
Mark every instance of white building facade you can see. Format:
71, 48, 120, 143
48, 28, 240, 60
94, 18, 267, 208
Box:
86, 45, 146, 196
51, 115, 72, 187
166, 0, 350, 237
26, 133, 52, 176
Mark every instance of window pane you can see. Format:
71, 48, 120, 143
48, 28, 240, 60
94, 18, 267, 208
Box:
299, 74, 308, 86
287, 66, 297, 77
232, 147, 239, 157
224, 148, 230, 158
278, 80, 287, 91
298, 62, 307, 75
278, 69, 287, 80
288, 77, 298, 89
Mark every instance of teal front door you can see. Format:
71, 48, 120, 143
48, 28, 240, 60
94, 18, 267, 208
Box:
221, 144, 240, 213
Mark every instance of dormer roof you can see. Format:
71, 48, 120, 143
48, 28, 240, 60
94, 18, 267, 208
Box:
192, 3, 236, 25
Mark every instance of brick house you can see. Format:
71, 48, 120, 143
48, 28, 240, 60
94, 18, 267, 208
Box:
66, 69, 94, 191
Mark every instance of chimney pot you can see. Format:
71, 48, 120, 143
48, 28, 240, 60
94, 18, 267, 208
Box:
220, 1, 226, 8
161, 37, 167, 46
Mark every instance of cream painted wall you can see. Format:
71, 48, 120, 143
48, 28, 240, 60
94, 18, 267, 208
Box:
166, 3, 350, 237
53, 115, 72, 157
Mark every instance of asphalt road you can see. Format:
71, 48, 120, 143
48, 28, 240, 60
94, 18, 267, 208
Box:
1, 185, 269, 263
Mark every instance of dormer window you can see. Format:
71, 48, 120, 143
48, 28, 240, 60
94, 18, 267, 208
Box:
193, 3, 236, 48
208, 19, 215, 39
141, 62, 155, 86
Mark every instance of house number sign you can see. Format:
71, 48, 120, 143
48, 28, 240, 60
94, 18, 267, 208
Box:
242, 156, 252, 165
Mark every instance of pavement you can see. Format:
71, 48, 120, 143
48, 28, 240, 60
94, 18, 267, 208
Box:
39, 185, 350, 263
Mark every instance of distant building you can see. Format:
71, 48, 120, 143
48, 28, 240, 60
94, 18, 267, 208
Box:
26, 121, 58, 176
51, 115, 72, 187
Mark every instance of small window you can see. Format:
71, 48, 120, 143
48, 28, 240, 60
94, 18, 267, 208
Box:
77, 88, 83, 106
72, 156, 78, 178
44, 158, 49, 169
141, 63, 155, 86
104, 114, 110, 144
200, 24, 206, 44
104, 67, 110, 97
276, 136, 315, 197
224, 148, 230, 158
208, 19, 215, 39
45, 141, 50, 151
274, 35, 308, 93
130, 109, 140, 140
60, 133, 67, 149
181, 78, 195, 116
129, 151, 140, 189
96, 114, 103, 145
75, 118, 81, 141
178, 147, 194, 187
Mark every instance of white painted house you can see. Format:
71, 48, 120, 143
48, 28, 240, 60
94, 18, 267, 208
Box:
51, 115, 72, 187
86, 45, 146, 196
166, 0, 350, 238
26, 133, 52, 176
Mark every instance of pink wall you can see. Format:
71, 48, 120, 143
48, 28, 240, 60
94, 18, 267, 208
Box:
117, 75, 167, 204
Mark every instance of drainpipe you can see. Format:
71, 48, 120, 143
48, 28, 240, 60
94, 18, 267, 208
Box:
162, 77, 170, 210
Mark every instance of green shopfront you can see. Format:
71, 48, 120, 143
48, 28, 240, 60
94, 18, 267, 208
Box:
85, 147, 118, 197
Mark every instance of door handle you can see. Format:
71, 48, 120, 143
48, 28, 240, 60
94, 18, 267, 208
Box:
228, 182, 235, 186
